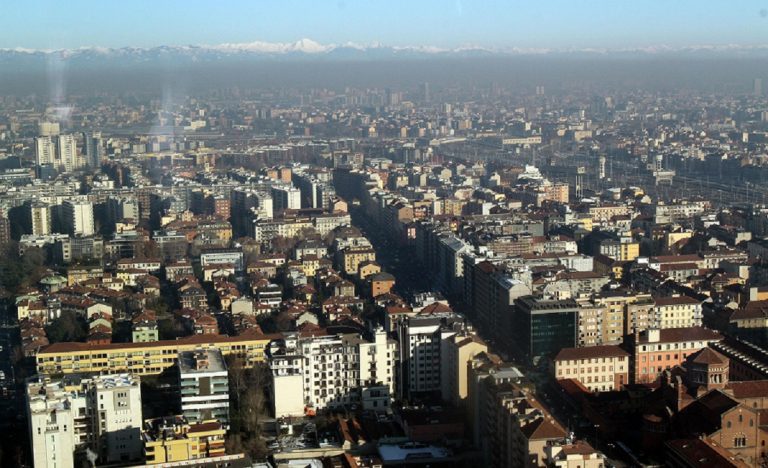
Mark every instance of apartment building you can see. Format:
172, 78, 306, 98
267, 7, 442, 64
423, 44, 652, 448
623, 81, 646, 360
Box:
397, 311, 465, 397
632, 327, 722, 384
269, 329, 397, 417
199, 248, 244, 272
485, 384, 568, 467
116, 258, 162, 273
653, 295, 703, 329
142, 417, 226, 465
338, 247, 377, 276
27, 374, 143, 467
178, 349, 229, 426
554, 345, 630, 392
440, 333, 488, 406
36, 333, 274, 376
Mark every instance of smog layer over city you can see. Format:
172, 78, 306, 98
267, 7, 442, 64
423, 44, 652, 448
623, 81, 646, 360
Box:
3, 1, 768, 467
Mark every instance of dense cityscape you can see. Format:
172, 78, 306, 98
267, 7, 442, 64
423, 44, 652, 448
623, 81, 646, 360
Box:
5, 2, 768, 468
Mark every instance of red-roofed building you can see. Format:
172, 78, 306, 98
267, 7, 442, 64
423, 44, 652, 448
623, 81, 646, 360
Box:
633, 327, 722, 384
554, 345, 630, 392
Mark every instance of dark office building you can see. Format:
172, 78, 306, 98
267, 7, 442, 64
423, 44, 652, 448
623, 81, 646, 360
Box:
513, 295, 578, 364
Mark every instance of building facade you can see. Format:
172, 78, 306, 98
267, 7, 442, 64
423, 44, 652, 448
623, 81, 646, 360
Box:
178, 349, 230, 426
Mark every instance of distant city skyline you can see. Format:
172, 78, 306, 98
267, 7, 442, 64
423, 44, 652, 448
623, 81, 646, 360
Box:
4, 0, 768, 51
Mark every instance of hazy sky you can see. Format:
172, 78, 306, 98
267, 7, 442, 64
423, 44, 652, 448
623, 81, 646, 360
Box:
4, 0, 768, 50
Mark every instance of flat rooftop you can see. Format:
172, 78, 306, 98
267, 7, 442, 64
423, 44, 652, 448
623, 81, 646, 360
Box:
179, 348, 227, 374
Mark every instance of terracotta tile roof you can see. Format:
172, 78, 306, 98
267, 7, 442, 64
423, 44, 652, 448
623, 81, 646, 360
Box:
654, 295, 700, 306
697, 390, 740, 414
731, 301, 768, 321
659, 263, 699, 272
652, 254, 702, 263
688, 348, 729, 366
187, 421, 222, 433
725, 380, 768, 399
665, 438, 750, 468
419, 302, 453, 315
560, 441, 598, 457
520, 417, 566, 440
638, 327, 722, 344
555, 345, 629, 362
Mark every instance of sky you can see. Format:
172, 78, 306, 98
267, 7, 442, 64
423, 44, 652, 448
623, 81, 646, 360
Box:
3, 0, 768, 51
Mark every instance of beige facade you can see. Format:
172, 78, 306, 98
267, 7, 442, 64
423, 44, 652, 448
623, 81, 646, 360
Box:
554, 345, 630, 392
340, 248, 376, 275
654, 295, 702, 329
440, 334, 488, 406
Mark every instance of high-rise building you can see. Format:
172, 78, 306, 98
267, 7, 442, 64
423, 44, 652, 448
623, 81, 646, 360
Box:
178, 349, 230, 426
56, 134, 80, 172
0, 210, 10, 246
34, 136, 56, 166
397, 308, 465, 397
83, 131, 104, 168
421, 82, 431, 103
598, 155, 607, 180
27, 374, 143, 468
63, 197, 95, 236
440, 332, 488, 406
270, 185, 301, 215
28, 201, 52, 235
107, 196, 139, 224
269, 328, 397, 417
513, 295, 579, 364
755, 78, 763, 96
27, 378, 82, 468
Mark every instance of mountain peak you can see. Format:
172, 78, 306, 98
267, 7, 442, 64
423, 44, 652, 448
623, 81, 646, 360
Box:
2, 40, 768, 64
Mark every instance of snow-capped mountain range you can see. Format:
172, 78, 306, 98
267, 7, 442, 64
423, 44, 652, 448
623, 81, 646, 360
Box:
2, 39, 768, 64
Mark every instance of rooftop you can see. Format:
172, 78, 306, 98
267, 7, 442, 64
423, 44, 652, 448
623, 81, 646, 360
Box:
179, 348, 227, 374
39, 332, 280, 355
555, 345, 629, 361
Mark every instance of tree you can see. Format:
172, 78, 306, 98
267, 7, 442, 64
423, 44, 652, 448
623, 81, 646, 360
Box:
136, 240, 160, 259
145, 297, 169, 317
273, 310, 294, 332
0, 243, 47, 294
270, 236, 297, 254
45, 310, 87, 343
226, 357, 270, 460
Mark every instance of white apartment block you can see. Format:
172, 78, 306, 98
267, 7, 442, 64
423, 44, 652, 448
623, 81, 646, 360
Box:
200, 249, 244, 272
397, 312, 465, 397
271, 185, 302, 215
178, 349, 230, 426
35, 136, 57, 166
57, 134, 81, 172
27, 374, 143, 468
269, 329, 397, 417
29, 201, 52, 235
63, 197, 95, 236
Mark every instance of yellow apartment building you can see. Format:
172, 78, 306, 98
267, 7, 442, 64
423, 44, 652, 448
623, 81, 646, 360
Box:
36, 333, 276, 376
